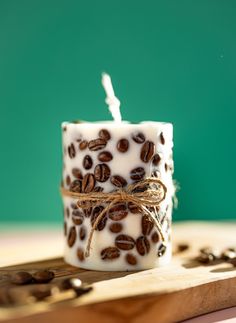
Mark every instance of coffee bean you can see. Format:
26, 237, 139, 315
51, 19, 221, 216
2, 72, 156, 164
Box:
93, 186, 104, 192
88, 138, 107, 151
98, 151, 113, 162
152, 154, 161, 166
196, 253, 214, 264
126, 253, 137, 266
79, 226, 86, 240
79, 140, 88, 150
66, 175, 71, 186
70, 179, 82, 193
94, 163, 111, 182
66, 207, 70, 218
11, 272, 33, 285
83, 206, 92, 217
72, 209, 84, 225
109, 222, 123, 233
130, 167, 145, 181
160, 132, 165, 145
221, 248, 236, 261
83, 155, 93, 170
177, 243, 189, 253
71, 203, 78, 210
63, 126, 67, 132
77, 248, 85, 262
229, 258, 236, 267
99, 129, 111, 141
132, 132, 145, 144
127, 202, 140, 214
101, 247, 120, 260
117, 138, 129, 152
68, 143, 76, 158
157, 243, 167, 257
115, 234, 135, 250
152, 170, 160, 178
110, 175, 127, 187
64, 222, 67, 236
142, 215, 154, 235
151, 231, 159, 243
72, 168, 83, 179
136, 236, 150, 256
91, 206, 107, 230
30, 287, 52, 300
82, 174, 95, 193
165, 163, 168, 172
140, 141, 155, 163
33, 270, 55, 283
68, 226, 76, 247
108, 202, 128, 221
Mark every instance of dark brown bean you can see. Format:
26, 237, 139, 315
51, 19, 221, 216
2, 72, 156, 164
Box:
160, 132, 165, 145
72, 209, 84, 225
83, 206, 92, 217
72, 168, 83, 179
151, 231, 160, 243
115, 234, 135, 250
130, 167, 145, 181
140, 141, 155, 163
165, 163, 168, 172
70, 179, 82, 193
66, 175, 71, 186
66, 207, 70, 218
11, 272, 33, 285
152, 154, 161, 166
68, 143, 76, 158
108, 202, 128, 221
142, 215, 154, 235
101, 247, 120, 260
88, 138, 107, 151
117, 138, 129, 152
109, 222, 123, 233
177, 243, 189, 253
91, 206, 107, 231
99, 129, 111, 141
63, 126, 67, 132
93, 186, 104, 192
126, 253, 137, 266
157, 243, 167, 257
83, 155, 93, 170
33, 270, 55, 283
30, 287, 52, 300
127, 202, 141, 214
110, 175, 127, 187
132, 132, 145, 144
71, 203, 78, 210
68, 226, 76, 247
152, 170, 160, 178
64, 221, 67, 236
79, 140, 88, 150
94, 163, 111, 182
136, 236, 150, 256
82, 174, 95, 193
79, 226, 86, 240
98, 151, 113, 162
77, 248, 85, 262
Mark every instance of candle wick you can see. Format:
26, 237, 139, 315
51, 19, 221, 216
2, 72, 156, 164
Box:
101, 73, 122, 123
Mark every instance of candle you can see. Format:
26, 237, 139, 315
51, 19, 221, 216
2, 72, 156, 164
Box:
61, 75, 174, 271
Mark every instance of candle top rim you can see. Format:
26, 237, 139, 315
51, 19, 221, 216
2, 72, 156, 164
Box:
62, 120, 173, 127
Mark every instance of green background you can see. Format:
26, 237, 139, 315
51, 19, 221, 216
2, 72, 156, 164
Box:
0, 0, 235, 222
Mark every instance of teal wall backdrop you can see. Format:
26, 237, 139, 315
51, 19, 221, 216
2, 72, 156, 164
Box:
0, 1, 235, 222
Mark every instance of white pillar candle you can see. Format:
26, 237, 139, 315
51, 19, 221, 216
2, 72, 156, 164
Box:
61, 76, 174, 271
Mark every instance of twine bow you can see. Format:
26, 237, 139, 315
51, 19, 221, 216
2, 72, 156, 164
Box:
61, 177, 167, 257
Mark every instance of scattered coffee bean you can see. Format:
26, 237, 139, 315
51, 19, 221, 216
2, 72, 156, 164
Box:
99, 129, 111, 141
68, 226, 77, 247
152, 153, 161, 166
110, 175, 127, 187
88, 138, 107, 151
177, 243, 189, 253
64, 222, 67, 236
151, 231, 159, 243
79, 140, 88, 150
68, 143, 76, 158
140, 141, 155, 163
126, 253, 137, 266
108, 202, 128, 221
66, 175, 71, 186
79, 226, 86, 240
77, 248, 85, 262
82, 174, 95, 193
72, 168, 83, 180
98, 151, 113, 162
115, 234, 135, 250
101, 247, 120, 260
11, 272, 33, 285
66, 207, 70, 218
196, 253, 215, 264
132, 132, 145, 144
127, 202, 141, 214
109, 222, 123, 233
117, 138, 129, 153
91, 206, 107, 230
136, 236, 150, 256
70, 179, 82, 193
30, 286, 52, 301
83, 155, 93, 170
33, 270, 55, 284
72, 209, 84, 225
160, 132, 165, 145
221, 248, 236, 261
229, 258, 236, 267
157, 243, 167, 257
142, 215, 154, 235
94, 163, 111, 182
130, 167, 145, 181
93, 186, 104, 192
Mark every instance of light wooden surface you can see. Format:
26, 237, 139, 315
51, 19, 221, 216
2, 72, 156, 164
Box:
0, 222, 236, 323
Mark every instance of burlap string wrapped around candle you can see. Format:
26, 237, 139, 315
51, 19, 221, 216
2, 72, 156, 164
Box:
61, 177, 167, 257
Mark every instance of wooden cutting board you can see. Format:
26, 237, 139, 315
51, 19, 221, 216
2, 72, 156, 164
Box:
0, 222, 236, 323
